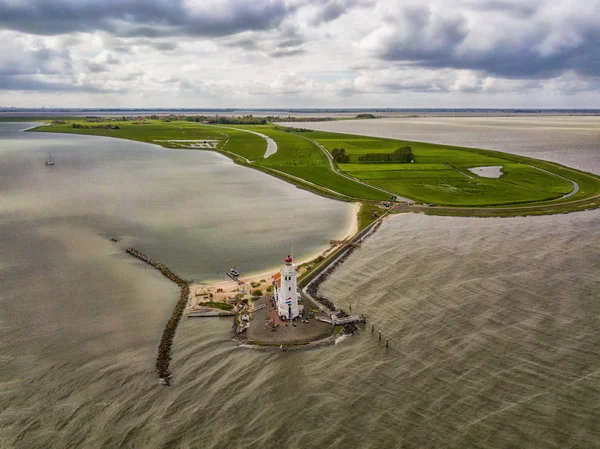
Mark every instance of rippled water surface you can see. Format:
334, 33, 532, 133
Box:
1, 121, 599, 448
0, 123, 352, 448
320, 212, 600, 449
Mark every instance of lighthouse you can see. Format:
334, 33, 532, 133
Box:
273, 255, 300, 320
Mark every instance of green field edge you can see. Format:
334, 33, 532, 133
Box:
299, 133, 573, 207
26, 121, 368, 206
295, 129, 600, 214
22, 120, 600, 219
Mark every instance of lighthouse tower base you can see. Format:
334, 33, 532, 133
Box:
273, 255, 301, 320
242, 296, 334, 346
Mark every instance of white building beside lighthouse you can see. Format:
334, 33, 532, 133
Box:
273, 255, 301, 320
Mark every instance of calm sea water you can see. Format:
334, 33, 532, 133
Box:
1, 121, 598, 448
0, 123, 352, 448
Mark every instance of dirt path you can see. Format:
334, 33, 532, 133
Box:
213, 124, 278, 159
295, 133, 413, 203
527, 164, 580, 199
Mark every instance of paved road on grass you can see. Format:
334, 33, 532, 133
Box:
295, 133, 414, 203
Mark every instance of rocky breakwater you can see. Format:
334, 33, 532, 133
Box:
126, 248, 189, 386
305, 219, 382, 335
306, 244, 361, 334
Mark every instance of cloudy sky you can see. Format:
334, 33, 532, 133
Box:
1, 0, 599, 108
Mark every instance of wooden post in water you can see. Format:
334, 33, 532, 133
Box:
349, 302, 352, 312
371, 323, 375, 333
378, 331, 382, 341
386, 339, 389, 348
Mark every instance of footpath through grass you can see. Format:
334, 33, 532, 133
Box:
231, 125, 388, 200
29, 118, 600, 216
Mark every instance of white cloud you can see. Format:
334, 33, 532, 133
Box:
0, 0, 598, 107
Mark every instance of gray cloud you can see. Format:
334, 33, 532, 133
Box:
363, 2, 600, 79
269, 48, 305, 58
86, 62, 109, 73
0, 37, 114, 92
0, 0, 290, 37
466, 0, 540, 18
224, 36, 260, 51
0, 42, 72, 76
0, 76, 110, 92
221, 27, 307, 58
0, 0, 598, 103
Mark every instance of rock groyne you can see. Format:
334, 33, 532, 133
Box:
306, 244, 360, 334
126, 247, 189, 386
305, 220, 382, 334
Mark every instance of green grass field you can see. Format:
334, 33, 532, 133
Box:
35, 119, 269, 160
304, 131, 599, 207
29, 118, 600, 216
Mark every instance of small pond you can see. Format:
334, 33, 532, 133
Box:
468, 166, 503, 178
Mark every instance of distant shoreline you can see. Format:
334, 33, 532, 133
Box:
2, 109, 600, 121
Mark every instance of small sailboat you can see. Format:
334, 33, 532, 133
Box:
45, 153, 55, 166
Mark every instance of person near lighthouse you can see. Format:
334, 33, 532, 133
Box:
273, 255, 300, 320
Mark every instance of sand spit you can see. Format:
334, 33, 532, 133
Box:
186, 203, 360, 312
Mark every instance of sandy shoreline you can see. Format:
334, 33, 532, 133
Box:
187, 202, 360, 309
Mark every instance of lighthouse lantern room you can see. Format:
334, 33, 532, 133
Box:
273, 255, 300, 320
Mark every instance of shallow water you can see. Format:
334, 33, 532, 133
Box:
0, 123, 352, 281
287, 116, 600, 175
469, 166, 503, 178
0, 123, 351, 448
1, 122, 599, 448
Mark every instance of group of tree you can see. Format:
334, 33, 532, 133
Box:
331, 148, 350, 163
186, 114, 267, 125
268, 116, 334, 122
73, 123, 120, 130
272, 125, 313, 133
355, 113, 377, 119
358, 146, 414, 163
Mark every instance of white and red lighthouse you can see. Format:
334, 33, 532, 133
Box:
273, 255, 300, 320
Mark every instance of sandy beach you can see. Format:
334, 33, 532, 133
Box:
186, 202, 360, 310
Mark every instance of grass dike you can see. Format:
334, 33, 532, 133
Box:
125, 247, 188, 386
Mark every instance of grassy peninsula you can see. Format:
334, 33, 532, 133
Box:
30, 117, 600, 218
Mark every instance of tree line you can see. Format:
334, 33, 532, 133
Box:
186, 115, 267, 125
358, 146, 414, 163
331, 146, 414, 164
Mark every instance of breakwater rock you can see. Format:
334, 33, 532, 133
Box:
306, 244, 360, 334
126, 247, 189, 386
305, 220, 382, 335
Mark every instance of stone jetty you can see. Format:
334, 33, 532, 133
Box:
305, 243, 362, 334
303, 219, 382, 335
126, 247, 189, 386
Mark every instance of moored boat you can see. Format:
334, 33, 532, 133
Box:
45, 152, 55, 166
